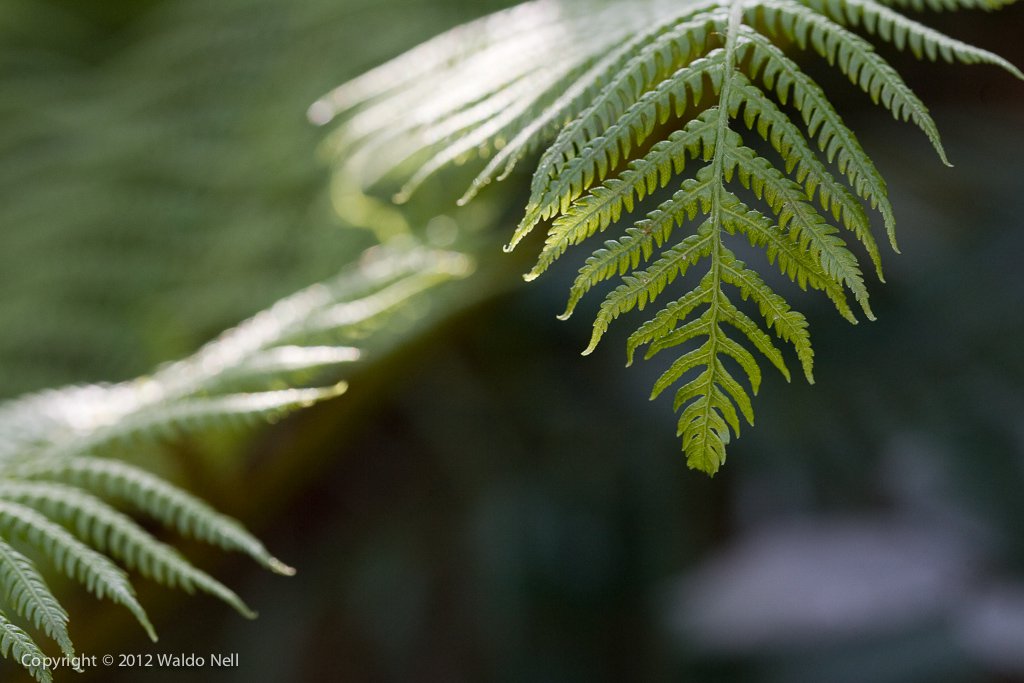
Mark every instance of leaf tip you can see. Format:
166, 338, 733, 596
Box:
269, 558, 297, 577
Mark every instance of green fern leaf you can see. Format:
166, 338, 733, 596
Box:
10, 458, 294, 576
390, 53, 602, 201
806, 0, 1024, 76
740, 25, 899, 248
0, 483, 256, 619
539, 108, 719, 274
586, 217, 716, 355
0, 501, 156, 641
516, 11, 728, 237
725, 70, 883, 279
718, 253, 814, 381
721, 135, 874, 318
561, 170, 716, 319
318, 0, 1021, 472
0, 610, 51, 683
718, 189, 856, 323
753, 0, 952, 163
0, 541, 74, 662
0, 241, 473, 678
461, 1, 725, 204
78, 385, 348, 453
520, 61, 724, 265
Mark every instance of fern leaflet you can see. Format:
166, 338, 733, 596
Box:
0, 610, 51, 683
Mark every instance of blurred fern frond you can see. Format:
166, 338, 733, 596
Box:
315, 0, 1021, 474
0, 0, 506, 399
0, 243, 472, 682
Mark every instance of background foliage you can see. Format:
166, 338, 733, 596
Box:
1, 0, 1023, 681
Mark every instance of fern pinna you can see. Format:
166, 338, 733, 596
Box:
314, 0, 1021, 474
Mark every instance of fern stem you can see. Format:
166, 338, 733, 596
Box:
709, 0, 746, 293
681, 0, 745, 474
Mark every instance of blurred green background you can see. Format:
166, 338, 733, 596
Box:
1, 0, 1023, 681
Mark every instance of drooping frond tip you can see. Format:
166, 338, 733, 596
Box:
316, 0, 1020, 473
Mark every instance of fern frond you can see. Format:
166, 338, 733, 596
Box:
69, 385, 347, 456
740, 26, 898, 248
318, 0, 1021, 472
9, 458, 293, 575
721, 136, 874, 318
461, 1, 727, 204
0, 501, 156, 641
0, 484, 256, 619
586, 219, 716, 355
0, 540, 74, 661
753, 0, 951, 163
0, 610, 51, 683
517, 54, 726, 257
388, 55, 599, 201
725, 70, 883, 279
206, 345, 361, 394
0, 240, 473, 678
803, 0, 1024, 77
561, 169, 717, 318
718, 189, 856, 323
309, 0, 610, 121
719, 254, 814, 381
516, 10, 729, 236
533, 10, 725, 177
0, 245, 470, 464
542, 112, 719, 295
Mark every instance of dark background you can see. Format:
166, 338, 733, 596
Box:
1, 0, 1023, 681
